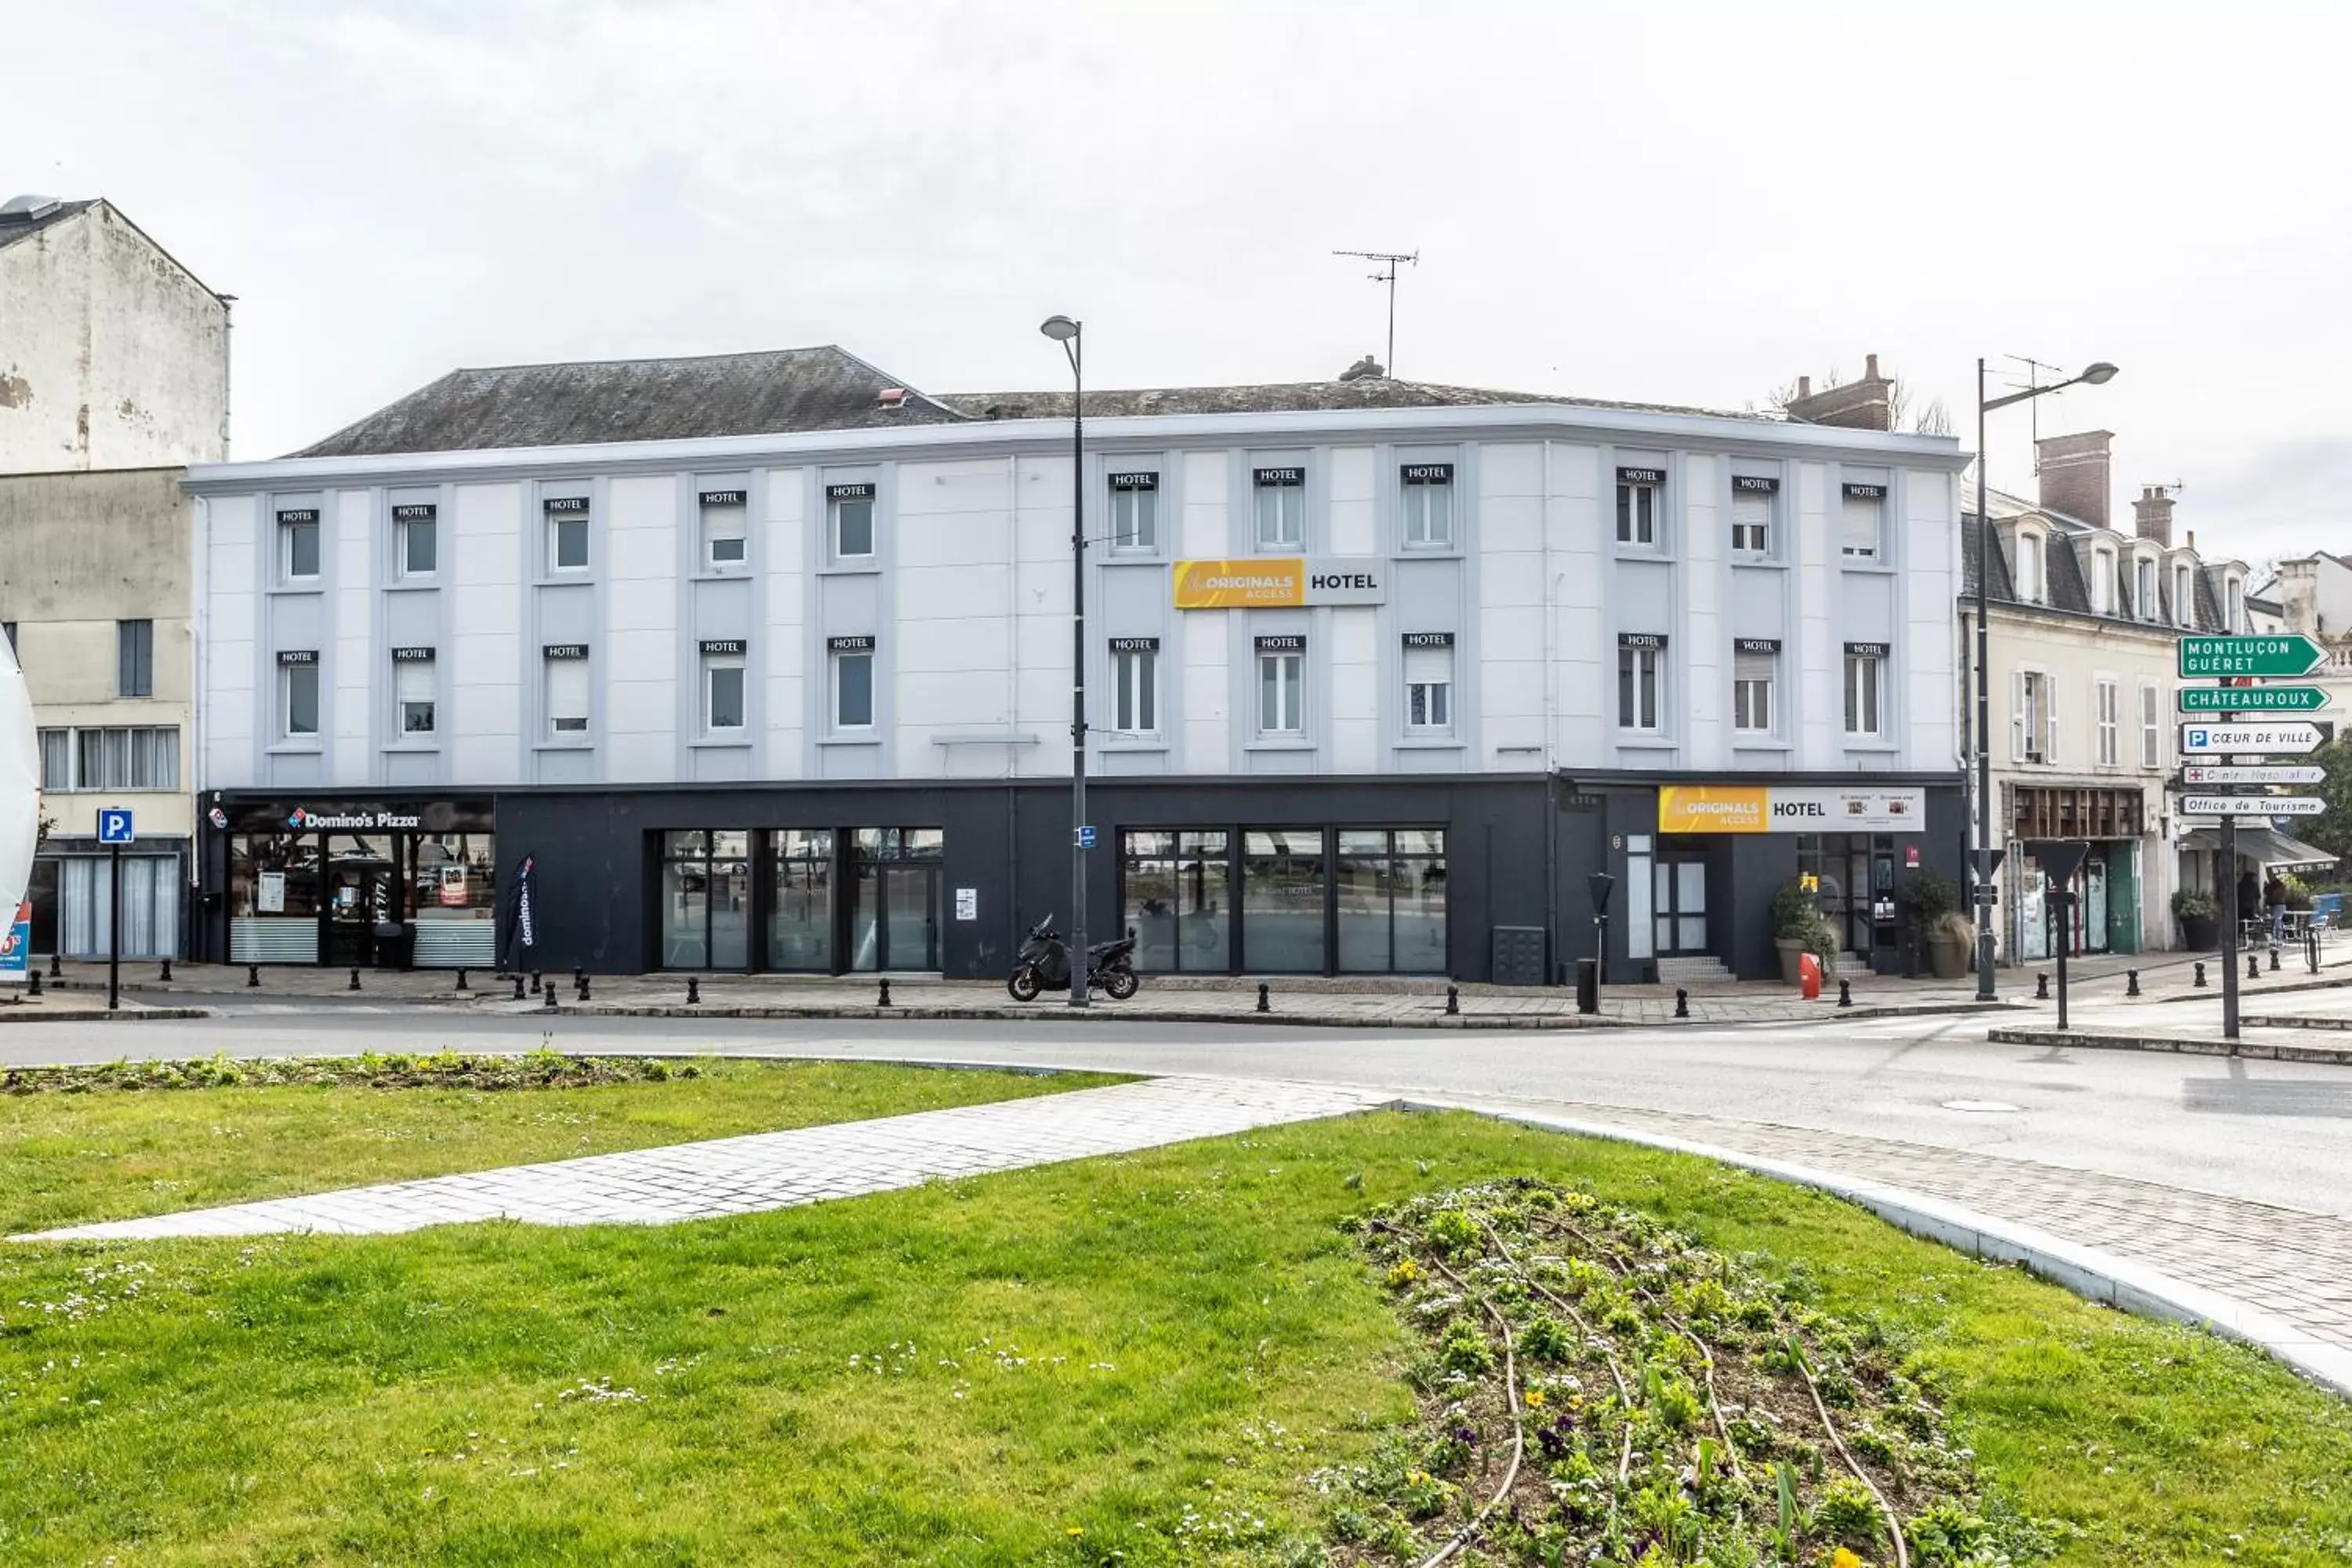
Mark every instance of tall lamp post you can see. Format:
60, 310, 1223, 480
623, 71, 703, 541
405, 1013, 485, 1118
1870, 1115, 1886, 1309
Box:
1040, 314, 1089, 1007
1973, 357, 2118, 1000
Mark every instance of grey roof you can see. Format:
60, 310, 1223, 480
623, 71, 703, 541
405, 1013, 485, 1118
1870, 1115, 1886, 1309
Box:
0, 198, 93, 253
1961, 499, 2236, 632
935, 378, 1770, 423
291, 347, 966, 458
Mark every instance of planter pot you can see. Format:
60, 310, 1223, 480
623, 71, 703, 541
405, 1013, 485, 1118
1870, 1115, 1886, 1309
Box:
2178, 913, 2220, 951
1926, 931, 1971, 980
1776, 939, 1835, 985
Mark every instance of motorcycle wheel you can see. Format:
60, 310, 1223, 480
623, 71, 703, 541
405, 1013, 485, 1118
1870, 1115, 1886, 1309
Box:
1102, 968, 1139, 1001
1007, 967, 1042, 1002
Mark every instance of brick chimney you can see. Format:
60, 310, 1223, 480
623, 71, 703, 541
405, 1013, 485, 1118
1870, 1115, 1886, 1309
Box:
1784, 353, 1892, 432
2035, 430, 2112, 529
2131, 483, 2176, 547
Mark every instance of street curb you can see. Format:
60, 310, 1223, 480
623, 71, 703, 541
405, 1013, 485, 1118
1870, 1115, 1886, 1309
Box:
512, 997, 2013, 1030
2154, 971, 2352, 1004
0, 1006, 211, 1025
1987, 1025, 2352, 1067
1408, 1096, 2352, 1402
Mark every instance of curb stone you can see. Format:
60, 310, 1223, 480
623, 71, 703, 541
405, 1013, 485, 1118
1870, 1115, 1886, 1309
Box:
0, 1005, 211, 1025
1988, 1025, 2352, 1068
527, 998, 2013, 1030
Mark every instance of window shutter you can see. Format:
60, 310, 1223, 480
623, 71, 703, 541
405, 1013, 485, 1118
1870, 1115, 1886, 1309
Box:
548, 659, 590, 725
1403, 644, 1451, 688
706, 503, 746, 546
395, 659, 434, 705
1732, 649, 1775, 685
2045, 678, 2060, 763
1841, 494, 1879, 555
1732, 492, 1769, 543
2012, 671, 2027, 760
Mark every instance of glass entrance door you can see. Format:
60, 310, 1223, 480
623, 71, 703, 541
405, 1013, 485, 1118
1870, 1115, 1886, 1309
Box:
325, 834, 396, 967
1653, 857, 1708, 956
851, 864, 938, 971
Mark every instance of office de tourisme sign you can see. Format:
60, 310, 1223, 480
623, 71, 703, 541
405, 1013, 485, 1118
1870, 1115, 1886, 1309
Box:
1658, 785, 1926, 834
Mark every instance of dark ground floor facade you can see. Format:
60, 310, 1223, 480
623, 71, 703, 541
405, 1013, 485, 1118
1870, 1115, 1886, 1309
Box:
193, 773, 1966, 985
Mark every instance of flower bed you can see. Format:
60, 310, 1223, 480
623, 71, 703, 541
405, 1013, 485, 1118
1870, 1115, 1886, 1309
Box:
1, 1048, 697, 1096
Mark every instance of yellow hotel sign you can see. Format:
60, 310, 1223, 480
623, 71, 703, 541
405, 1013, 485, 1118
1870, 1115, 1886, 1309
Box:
1173, 557, 1306, 608
1658, 786, 1770, 834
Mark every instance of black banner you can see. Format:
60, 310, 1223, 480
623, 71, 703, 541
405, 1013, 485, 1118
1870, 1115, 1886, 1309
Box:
1618, 632, 1668, 650
1254, 633, 1305, 652
390, 646, 434, 662
827, 634, 877, 652
1403, 631, 1455, 647
543, 643, 590, 660
275, 508, 318, 524
1732, 475, 1780, 494
1733, 637, 1782, 655
1108, 636, 1159, 652
1254, 467, 1305, 486
699, 489, 747, 506
544, 495, 591, 514
1401, 463, 1454, 484
276, 648, 318, 665
506, 853, 537, 968
1842, 482, 1887, 500
1109, 472, 1159, 491
699, 639, 746, 656
391, 503, 437, 521
828, 482, 877, 500
1617, 466, 1666, 486
1844, 641, 1889, 657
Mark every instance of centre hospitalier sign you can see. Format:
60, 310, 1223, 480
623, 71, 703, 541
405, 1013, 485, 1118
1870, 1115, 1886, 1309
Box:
1171, 557, 1387, 608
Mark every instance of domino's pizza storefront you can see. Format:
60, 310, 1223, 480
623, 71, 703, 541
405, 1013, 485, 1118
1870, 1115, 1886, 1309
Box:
199, 797, 499, 968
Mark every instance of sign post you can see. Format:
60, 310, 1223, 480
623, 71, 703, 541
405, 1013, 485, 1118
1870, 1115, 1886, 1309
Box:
96, 808, 134, 1011
2024, 840, 2090, 1029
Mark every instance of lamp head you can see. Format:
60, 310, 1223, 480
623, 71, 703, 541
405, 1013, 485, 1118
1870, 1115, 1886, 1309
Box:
2080, 361, 2119, 386
1039, 315, 1080, 343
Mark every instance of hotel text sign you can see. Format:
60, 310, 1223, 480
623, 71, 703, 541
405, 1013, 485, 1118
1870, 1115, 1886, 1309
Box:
1171, 557, 1386, 608
1659, 785, 1926, 835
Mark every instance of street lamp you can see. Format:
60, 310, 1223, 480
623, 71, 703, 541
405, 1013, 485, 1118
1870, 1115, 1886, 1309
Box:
1040, 314, 1089, 1007
1972, 358, 2118, 1000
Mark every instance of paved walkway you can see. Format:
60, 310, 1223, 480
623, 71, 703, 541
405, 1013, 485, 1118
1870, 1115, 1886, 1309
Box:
13, 1075, 1388, 1242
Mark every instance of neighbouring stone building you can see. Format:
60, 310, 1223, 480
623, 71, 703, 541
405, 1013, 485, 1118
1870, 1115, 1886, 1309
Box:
0, 194, 230, 957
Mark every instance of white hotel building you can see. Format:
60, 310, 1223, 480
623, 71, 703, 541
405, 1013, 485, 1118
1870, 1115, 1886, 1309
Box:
181, 349, 1968, 982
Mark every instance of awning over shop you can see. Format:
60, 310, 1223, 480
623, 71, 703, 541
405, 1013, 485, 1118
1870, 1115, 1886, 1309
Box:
2180, 826, 2340, 870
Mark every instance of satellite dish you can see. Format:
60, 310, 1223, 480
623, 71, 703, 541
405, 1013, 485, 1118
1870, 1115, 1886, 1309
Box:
0, 630, 35, 974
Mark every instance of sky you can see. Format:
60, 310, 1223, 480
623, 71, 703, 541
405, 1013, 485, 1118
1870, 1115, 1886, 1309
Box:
12, 0, 2347, 567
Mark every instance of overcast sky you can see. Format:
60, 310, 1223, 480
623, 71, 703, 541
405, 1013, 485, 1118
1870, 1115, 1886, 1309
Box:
14, 1, 2345, 564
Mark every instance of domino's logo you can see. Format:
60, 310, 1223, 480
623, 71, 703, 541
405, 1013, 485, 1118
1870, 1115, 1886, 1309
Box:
287, 807, 309, 829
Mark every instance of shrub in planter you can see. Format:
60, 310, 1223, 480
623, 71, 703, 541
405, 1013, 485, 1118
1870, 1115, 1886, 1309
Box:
2172, 887, 2220, 950
2281, 873, 2316, 912
1770, 881, 1839, 983
1928, 909, 1977, 979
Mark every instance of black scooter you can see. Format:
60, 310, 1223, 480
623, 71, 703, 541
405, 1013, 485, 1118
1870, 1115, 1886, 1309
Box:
1007, 916, 1140, 1002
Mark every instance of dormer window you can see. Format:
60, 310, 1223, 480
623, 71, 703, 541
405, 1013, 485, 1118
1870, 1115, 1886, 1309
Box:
2135, 556, 2157, 620
2174, 562, 2194, 626
2015, 531, 2043, 603
2091, 548, 2116, 614
2227, 575, 2245, 633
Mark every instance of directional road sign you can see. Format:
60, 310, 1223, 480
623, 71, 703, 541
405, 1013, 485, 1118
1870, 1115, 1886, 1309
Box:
2177, 794, 2328, 818
1075, 825, 1097, 850
2182, 764, 2327, 786
2179, 685, 2329, 713
96, 808, 135, 845
2179, 721, 2331, 756
2179, 633, 2325, 679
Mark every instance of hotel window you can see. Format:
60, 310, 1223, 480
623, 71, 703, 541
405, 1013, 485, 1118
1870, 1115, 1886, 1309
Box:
546, 496, 591, 572
1842, 644, 1885, 737
1400, 463, 1453, 547
1730, 477, 1774, 554
2136, 556, 2157, 619
1733, 641, 1777, 734
1841, 482, 1883, 559
394, 651, 436, 736
1111, 638, 1158, 733
2140, 683, 2161, 768
281, 509, 320, 580
830, 483, 877, 559
395, 503, 437, 575
1616, 466, 1661, 546
1109, 473, 1158, 551
279, 655, 319, 739
1403, 634, 1453, 731
2015, 532, 2042, 603
545, 649, 590, 736
117, 619, 153, 698
702, 642, 746, 733
2174, 563, 2194, 626
1254, 467, 1305, 549
700, 489, 748, 569
831, 637, 876, 729
2096, 678, 2120, 765
1257, 636, 1304, 735
1617, 635, 1664, 731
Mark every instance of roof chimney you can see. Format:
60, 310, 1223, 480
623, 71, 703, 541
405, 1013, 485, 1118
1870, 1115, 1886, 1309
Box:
1783, 354, 1893, 431
2035, 430, 2112, 528
2131, 483, 2176, 548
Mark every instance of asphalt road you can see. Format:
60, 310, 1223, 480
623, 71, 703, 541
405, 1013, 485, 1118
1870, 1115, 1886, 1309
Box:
5, 1000, 2346, 1218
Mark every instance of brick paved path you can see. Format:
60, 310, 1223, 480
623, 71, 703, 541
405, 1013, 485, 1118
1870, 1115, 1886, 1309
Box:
1479, 1097, 2352, 1367
15, 1076, 1389, 1242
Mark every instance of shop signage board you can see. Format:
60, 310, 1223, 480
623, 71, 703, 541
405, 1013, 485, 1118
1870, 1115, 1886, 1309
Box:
2180, 764, 2325, 786
2178, 721, 2329, 756
2179, 634, 2324, 678
2179, 685, 2328, 713
2176, 795, 2327, 817
1658, 784, 1926, 834
1171, 557, 1386, 608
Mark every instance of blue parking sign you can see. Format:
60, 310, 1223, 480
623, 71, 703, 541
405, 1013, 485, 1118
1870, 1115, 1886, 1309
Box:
98, 808, 136, 845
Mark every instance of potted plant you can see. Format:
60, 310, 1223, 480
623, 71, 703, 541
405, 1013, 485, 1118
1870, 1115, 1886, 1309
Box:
1771, 881, 1838, 985
1930, 911, 1979, 980
1896, 870, 1964, 978
2172, 887, 2220, 951
2282, 873, 2315, 913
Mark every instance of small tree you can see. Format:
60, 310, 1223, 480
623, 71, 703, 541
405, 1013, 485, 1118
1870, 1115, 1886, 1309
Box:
2303, 738, 2352, 867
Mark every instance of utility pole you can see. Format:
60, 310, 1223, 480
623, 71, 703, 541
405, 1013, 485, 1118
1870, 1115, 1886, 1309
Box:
1332, 249, 1418, 376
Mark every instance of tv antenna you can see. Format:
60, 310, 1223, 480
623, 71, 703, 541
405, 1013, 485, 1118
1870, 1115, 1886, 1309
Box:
1333, 249, 1418, 376
2002, 354, 2066, 463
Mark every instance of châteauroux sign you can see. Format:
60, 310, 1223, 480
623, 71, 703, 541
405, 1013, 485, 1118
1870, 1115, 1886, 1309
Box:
2179, 685, 2328, 713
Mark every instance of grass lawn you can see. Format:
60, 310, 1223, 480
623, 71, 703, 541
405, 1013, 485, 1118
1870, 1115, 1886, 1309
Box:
2, 1102, 2349, 1565
0, 1055, 1120, 1234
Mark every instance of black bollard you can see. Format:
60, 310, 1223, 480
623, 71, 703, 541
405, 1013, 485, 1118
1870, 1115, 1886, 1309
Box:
2269, 945, 2281, 973
47, 950, 61, 979
2249, 954, 2262, 982
347, 967, 361, 992
2311, 931, 2323, 975
1837, 978, 1853, 1009
247, 963, 260, 988
686, 976, 701, 1005
456, 967, 469, 992
158, 958, 172, 983
543, 983, 557, 1010
573, 964, 586, 993
27, 968, 40, 996
1255, 982, 1270, 1014
1444, 984, 1459, 1016
510, 973, 525, 1001
576, 975, 592, 1002
2125, 969, 2140, 997
877, 978, 892, 1007
1674, 987, 1690, 1019
2194, 961, 2207, 989
2035, 972, 2049, 1000
531, 971, 543, 996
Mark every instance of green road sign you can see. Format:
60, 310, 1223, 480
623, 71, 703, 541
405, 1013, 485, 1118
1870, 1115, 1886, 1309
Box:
2179, 633, 2324, 678
2179, 685, 2329, 713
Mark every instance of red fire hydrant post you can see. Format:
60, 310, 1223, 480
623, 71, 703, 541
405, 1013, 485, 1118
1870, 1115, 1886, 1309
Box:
1798, 952, 1822, 1002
